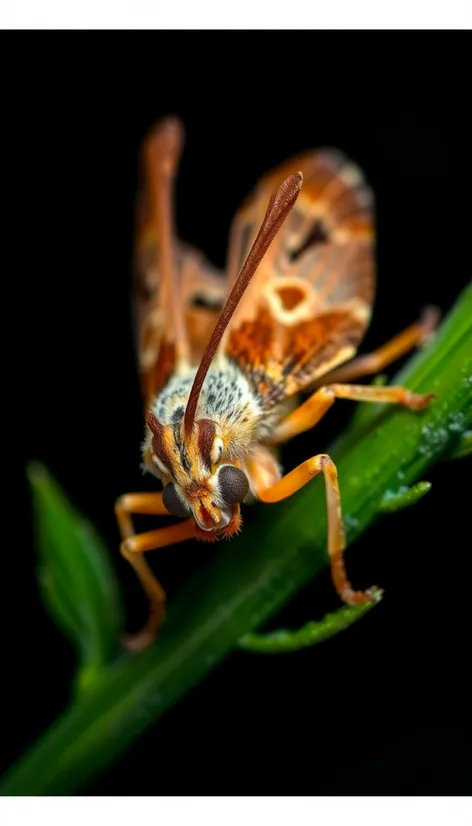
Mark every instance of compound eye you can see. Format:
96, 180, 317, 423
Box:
162, 483, 191, 518
218, 465, 249, 505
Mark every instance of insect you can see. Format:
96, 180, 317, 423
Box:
116, 116, 438, 653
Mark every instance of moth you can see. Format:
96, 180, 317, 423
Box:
116, 117, 438, 653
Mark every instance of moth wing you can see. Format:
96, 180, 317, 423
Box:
223, 149, 376, 408
133, 121, 225, 407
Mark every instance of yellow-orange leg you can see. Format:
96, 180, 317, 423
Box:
257, 454, 377, 606
115, 492, 195, 653
271, 382, 435, 444
313, 305, 440, 386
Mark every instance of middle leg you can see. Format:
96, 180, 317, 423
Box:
270, 382, 434, 444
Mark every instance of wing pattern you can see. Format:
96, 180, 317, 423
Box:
223, 150, 376, 407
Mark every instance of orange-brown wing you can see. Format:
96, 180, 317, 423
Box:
223, 149, 375, 409
133, 119, 225, 409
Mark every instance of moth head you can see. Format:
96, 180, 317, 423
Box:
146, 411, 249, 537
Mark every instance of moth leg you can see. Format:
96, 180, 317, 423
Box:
256, 453, 376, 606
115, 492, 195, 653
271, 382, 435, 444
313, 305, 440, 386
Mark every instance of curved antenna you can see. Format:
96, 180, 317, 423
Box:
183, 171, 303, 435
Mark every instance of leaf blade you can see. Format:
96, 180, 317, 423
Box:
27, 462, 124, 687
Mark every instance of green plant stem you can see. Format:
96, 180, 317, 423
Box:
1, 283, 471, 796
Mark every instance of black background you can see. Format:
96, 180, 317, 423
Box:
2, 34, 471, 795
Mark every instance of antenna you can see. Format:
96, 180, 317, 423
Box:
183, 171, 303, 435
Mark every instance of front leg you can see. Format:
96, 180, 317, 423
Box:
115, 492, 195, 653
256, 453, 378, 605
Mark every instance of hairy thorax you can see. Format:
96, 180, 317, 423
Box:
142, 356, 292, 499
